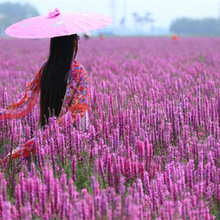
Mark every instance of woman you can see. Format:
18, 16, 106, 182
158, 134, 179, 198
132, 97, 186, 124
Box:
0, 34, 90, 166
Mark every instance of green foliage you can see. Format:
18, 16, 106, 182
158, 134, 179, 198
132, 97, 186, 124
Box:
199, 54, 205, 62
210, 198, 220, 220
170, 17, 220, 35
0, 2, 39, 36
75, 161, 93, 192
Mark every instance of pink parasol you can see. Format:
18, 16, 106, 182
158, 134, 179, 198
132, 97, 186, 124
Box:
5, 8, 113, 38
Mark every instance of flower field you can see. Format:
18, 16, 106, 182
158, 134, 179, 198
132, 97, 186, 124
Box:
0, 37, 219, 219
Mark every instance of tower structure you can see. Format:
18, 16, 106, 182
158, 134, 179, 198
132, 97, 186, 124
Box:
123, 0, 127, 24
219, 3, 220, 19
111, 0, 116, 26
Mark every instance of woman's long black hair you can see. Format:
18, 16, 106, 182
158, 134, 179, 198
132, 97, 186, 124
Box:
40, 34, 78, 127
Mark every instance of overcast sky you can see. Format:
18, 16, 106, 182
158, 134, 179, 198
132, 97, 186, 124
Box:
1, 0, 220, 28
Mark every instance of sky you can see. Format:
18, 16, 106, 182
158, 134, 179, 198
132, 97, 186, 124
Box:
1, 0, 220, 28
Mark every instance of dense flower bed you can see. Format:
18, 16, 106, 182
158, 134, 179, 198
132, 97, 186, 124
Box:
0, 37, 219, 219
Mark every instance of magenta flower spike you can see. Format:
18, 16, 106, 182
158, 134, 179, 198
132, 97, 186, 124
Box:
2, 201, 12, 220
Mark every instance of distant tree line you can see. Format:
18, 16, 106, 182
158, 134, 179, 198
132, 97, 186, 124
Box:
170, 17, 220, 35
0, 2, 39, 36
